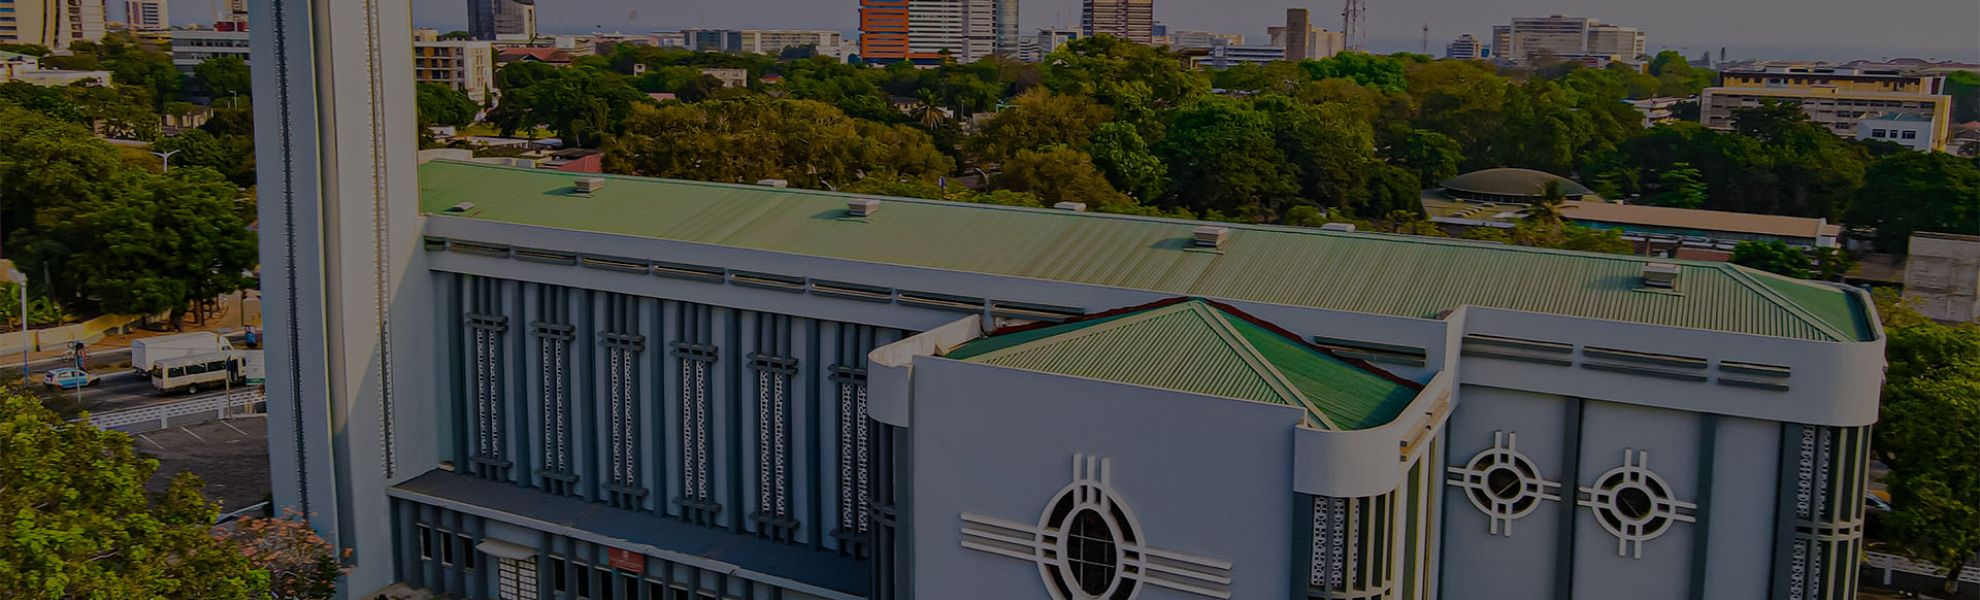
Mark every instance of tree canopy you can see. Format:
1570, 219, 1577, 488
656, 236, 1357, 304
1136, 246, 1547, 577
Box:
1871, 292, 1980, 593
0, 393, 267, 597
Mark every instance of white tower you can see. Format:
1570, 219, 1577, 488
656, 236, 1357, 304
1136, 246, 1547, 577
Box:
250, 0, 433, 594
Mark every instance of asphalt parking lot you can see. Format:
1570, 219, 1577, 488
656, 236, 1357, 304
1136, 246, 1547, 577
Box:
137, 416, 271, 514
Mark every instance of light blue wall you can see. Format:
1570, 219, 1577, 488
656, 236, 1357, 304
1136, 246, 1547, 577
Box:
905, 358, 1306, 599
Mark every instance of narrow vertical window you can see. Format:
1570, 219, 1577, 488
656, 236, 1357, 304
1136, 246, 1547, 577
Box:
601, 294, 647, 510
830, 325, 880, 557
749, 353, 798, 540
534, 320, 576, 495
672, 341, 719, 525
466, 279, 510, 481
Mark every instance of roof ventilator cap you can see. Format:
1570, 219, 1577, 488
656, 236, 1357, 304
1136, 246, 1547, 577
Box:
1192, 226, 1230, 249
847, 198, 880, 218
573, 177, 606, 195
1642, 262, 1681, 289
757, 178, 789, 188
1320, 222, 1356, 232
1053, 202, 1087, 212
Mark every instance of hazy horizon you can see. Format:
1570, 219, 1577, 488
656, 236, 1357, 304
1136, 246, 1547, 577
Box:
157, 0, 1978, 62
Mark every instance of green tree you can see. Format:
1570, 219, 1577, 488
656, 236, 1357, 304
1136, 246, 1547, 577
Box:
1847, 151, 1980, 252
1942, 70, 1977, 123
0, 107, 126, 251
1155, 96, 1297, 221
152, 128, 256, 187
991, 146, 1135, 212
1651, 162, 1708, 208
1387, 129, 1462, 188
606, 98, 952, 189
1299, 52, 1408, 93
0, 43, 51, 56
1087, 122, 1167, 201
0, 392, 268, 598
1041, 35, 1208, 110
415, 82, 479, 129
1648, 50, 1715, 97
1259, 96, 1376, 214
41, 32, 180, 108
1871, 293, 1980, 594
967, 89, 1111, 162
18, 168, 257, 324
487, 66, 647, 145
1730, 240, 1812, 278
193, 56, 252, 104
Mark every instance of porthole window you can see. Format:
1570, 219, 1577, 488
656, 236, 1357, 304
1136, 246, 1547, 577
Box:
1446, 431, 1561, 536
1576, 449, 1698, 559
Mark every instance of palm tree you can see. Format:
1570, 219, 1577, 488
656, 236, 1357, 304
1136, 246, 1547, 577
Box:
1523, 179, 1568, 227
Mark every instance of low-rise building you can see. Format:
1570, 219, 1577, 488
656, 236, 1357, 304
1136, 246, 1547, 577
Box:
1162, 30, 1243, 50
1018, 27, 1079, 62
699, 67, 748, 89
1700, 65, 1951, 151
1630, 96, 1688, 127
0, 50, 112, 86
413, 35, 496, 104
683, 29, 848, 60
1855, 113, 1937, 151
1491, 15, 1643, 65
1903, 232, 1980, 323
495, 46, 572, 66
170, 28, 251, 71
1272, 7, 1345, 60
1193, 44, 1286, 69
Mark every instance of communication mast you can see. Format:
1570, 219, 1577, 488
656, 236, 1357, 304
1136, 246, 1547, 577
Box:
1342, 0, 1366, 52
1421, 23, 1430, 54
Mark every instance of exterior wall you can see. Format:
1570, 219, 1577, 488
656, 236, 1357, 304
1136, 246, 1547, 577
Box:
1855, 118, 1936, 151
172, 29, 252, 70
859, 0, 911, 61
904, 358, 1300, 599
1081, 0, 1152, 43
1700, 86, 1952, 151
125, 0, 167, 31
433, 273, 904, 558
0, 0, 104, 49
252, 0, 433, 594
1903, 233, 1980, 323
414, 41, 495, 104
906, 0, 963, 57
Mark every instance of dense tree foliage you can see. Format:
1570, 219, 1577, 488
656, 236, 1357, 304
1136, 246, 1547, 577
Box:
39, 32, 180, 109
605, 98, 951, 188
1872, 292, 1980, 593
416, 82, 479, 129
1846, 151, 1980, 252
193, 56, 252, 104
1945, 70, 1978, 123
1730, 240, 1812, 278
0, 393, 268, 598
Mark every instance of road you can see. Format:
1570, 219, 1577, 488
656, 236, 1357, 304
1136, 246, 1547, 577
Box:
21, 330, 254, 415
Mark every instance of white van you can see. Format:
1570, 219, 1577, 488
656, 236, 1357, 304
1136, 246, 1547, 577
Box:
149, 350, 245, 394
131, 332, 235, 376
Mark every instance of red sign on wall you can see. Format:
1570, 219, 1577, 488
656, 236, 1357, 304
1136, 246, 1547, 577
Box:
608, 548, 645, 573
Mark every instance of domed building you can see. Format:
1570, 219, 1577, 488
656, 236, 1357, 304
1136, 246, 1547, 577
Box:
1440, 168, 1594, 204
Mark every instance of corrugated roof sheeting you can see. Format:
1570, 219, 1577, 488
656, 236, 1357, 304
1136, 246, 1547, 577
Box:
418, 161, 1870, 342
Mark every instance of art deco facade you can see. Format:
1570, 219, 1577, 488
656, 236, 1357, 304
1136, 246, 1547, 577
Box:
252, 2, 1886, 598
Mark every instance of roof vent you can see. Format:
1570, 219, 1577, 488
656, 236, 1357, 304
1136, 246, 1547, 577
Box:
1320, 222, 1356, 232
573, 177, 606, 195
1053, 201, 1087, 212
1642, 262, 1681, 289
847, 198, 880, 218
1192, 226, 1230, 249
443, 202, 475, 213
757, 178, 789, 188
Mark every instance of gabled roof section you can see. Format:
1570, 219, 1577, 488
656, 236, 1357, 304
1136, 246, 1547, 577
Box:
945, 298, 1423, 431
416, 161, 1875, 342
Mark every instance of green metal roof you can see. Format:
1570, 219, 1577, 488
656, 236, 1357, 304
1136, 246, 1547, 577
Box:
946, 298, 1423, 430
417, 160, 1874, 342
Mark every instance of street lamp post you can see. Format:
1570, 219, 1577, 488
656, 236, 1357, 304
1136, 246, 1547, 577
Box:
150, 148, 181, 173
9, 270, 25, 385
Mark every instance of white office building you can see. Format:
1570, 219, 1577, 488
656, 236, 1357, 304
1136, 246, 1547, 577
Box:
171, 28, 251, 71
1492, 15, 1644, 65
124, 0, 168, 32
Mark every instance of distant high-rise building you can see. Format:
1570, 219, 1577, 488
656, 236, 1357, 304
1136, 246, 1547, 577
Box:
1020, 27, 1078, 61
861, 0, 1017, 63
1082, 0, 1153, 44
466, 0, 534, 41
1445, 33, 1482, 60
412, 35, 496, 104
1275, 7, 1344, 61
125, 0, 168, 32
684, 29, 848, 60
0, 0, 106, 50
213, 0, 246, 30
1492, 15, 1643, 65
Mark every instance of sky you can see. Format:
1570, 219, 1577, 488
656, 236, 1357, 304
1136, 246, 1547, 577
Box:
162, 0, 1979, 62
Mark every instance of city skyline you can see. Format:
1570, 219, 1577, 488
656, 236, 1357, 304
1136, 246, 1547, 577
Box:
139, 0, 1978, 61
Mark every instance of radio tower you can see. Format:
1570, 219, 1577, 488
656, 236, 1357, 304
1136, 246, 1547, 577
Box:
1420, 23, 1430, 54
1342, 0, 1366, 52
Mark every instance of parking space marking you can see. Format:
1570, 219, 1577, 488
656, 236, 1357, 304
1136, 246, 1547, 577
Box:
135, 432, 165, 449
221, 420, 249, 437
179, 427, 206, 443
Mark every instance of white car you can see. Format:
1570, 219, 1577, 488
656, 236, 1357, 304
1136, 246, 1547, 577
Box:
42, 367, 99, 390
